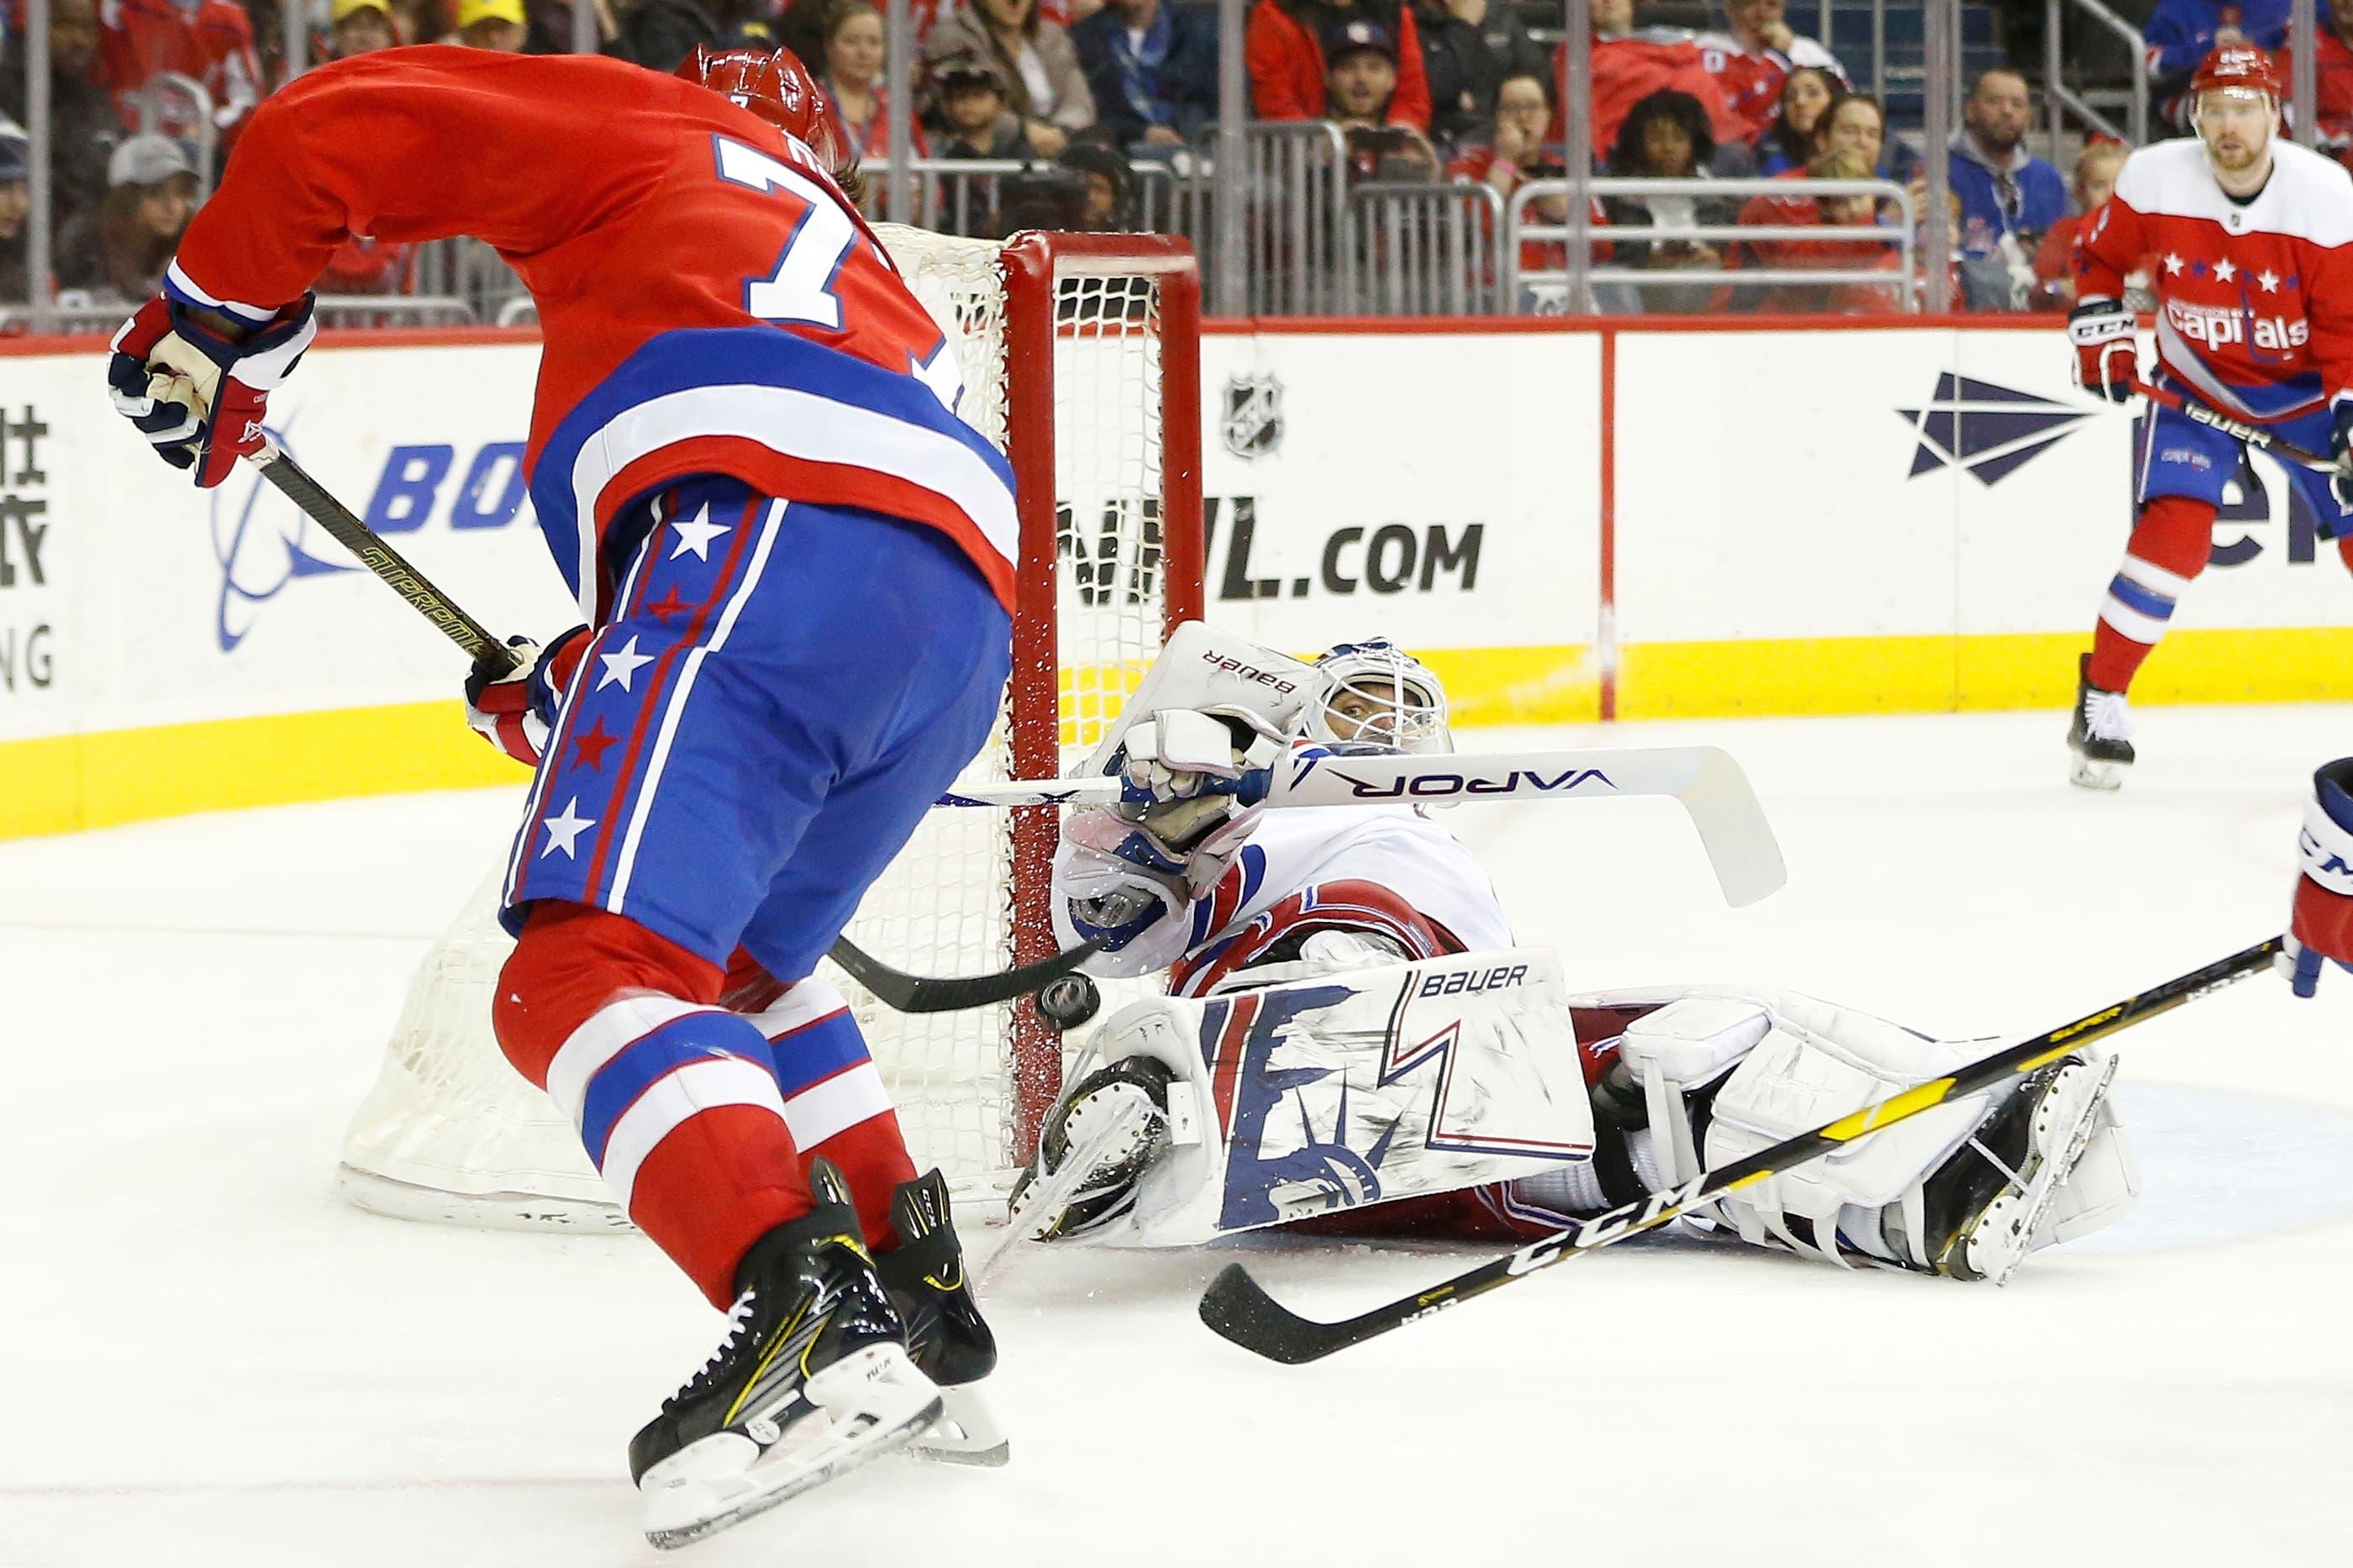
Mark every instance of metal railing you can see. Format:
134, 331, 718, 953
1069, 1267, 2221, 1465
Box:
1350, 182, 1507, 318
1507, 177, 1920, 314
1239, 121, 1355, 316
0, 293, 476, 334
2043, 0, 2149, 150
125, 71, 218, 197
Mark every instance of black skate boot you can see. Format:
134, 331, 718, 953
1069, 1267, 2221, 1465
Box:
1007, 1055, 1176, 1242
628, 1160, 944, 1550
1909, 1051, 2122, 1284
2066, 654, 2135, 791
875, 1169, 1008, 1465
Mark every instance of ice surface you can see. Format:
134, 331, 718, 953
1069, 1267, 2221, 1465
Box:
4, 706, 2350, 1568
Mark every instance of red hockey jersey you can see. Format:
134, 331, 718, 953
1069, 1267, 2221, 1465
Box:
165, 47, 1015, 618
2077, 137, 2353, 423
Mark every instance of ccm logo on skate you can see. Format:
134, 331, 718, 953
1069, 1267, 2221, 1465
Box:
1418, 965, 1529, 997
1327, 767, 1616, 800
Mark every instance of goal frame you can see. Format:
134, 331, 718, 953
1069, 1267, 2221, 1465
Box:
1001, 231, 1204, 1164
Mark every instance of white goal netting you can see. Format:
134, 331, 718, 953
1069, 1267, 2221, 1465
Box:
336, 228, 1194, 1230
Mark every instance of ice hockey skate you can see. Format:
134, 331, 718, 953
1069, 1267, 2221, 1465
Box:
629, 1162, 944, 1550
2067, 654, 2136, 790
876, 1169, 1009, 1466
1006, 1056, 1176, 1242
1918, 1051, 2135, 1284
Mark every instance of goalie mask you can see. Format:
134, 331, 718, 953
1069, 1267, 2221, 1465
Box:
1302, 639, 1451, 755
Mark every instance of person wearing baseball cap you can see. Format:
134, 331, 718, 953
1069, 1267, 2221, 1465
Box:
57, 133, 200, 303
933, 50, 1035, 165
1, 118, 29, 304
1244, 0, 1430, 130
1324, 20, 1400, 126
457, 0, 529, 50
330, 0, 399, 56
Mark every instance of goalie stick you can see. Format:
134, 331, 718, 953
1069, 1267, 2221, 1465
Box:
940, 747, 1787, 908
245, 443, 1102, 1016
1198, 935, 2284, 1365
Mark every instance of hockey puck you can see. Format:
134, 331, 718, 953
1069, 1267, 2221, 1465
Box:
1035, 973, 1102, 1034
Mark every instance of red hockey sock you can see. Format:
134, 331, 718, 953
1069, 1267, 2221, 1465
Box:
739, 981, 919, 1254
494, 902, 812, 1308
2087, 496, 2215, 693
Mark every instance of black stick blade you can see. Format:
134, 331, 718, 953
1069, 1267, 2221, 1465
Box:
1198, 1264, 1376, 1365
825, 934, 1105, 1014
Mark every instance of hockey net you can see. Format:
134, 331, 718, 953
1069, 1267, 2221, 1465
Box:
335, 229, 1203, 1230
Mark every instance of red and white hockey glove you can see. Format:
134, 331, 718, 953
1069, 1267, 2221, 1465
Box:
463, 626, 592, 768
2068, 297, 2135, 404
106, 292, 316, 489
2282, 757, 2353, 998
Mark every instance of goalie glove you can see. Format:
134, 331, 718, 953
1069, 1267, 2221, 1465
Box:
463, 625, 592, 768
2281, 757, 2353, 998
2068, 296, 2135, 404
1057, 809, 1192, 972
106, 292, 317, 489
1113, 705, 1286, 865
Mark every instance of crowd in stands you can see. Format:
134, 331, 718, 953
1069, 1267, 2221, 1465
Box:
0, 0, 2331, 318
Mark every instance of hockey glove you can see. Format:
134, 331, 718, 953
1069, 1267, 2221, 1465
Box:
2067, 297, 2135, 404
1060, 810, 1190, 969
2330, 400, 2353, 514
107, 292, 317, 489
464, 625, 592, 768
2281, 757, 2353, 998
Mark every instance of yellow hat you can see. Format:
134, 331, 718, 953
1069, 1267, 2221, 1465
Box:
457, 0, 526, 29
329, 0, 390, 19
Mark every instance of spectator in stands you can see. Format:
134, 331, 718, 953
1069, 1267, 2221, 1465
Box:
1756, 64, 1834, 174
610, 0, 732, 70
2280, 0, 2353, 164
1413, 0, 1545, 155
1738, 145, 1899, 313
1248, 0, 1431, 133
522, 0, 618, 55
0, 0, 126, 231
1601, 87, 1735, 313
54, 132, 197, 303
96, 0, 263, 145
1447, 69, 1578, 273
1325, 20, 1441, 178
824, 0, 927, 159
456, 0, 531, 49
933, 50, 1036, 157
1813, 90, 1919, 192
928, 0, 1097, 160
1695, 0, 1845, 142
329, 0, 398, 55
2143, 0, 2287, 129
1947, 67, 2063, 302
0, 118, 28, 308
2029, 139, 2128, 306
1070, 0, 1219, 151
1582, 0, 1748, 166
1059, 137, 1140, 226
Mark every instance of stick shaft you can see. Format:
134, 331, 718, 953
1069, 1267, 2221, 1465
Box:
2129, 376, 2335, 470
250, 442, 519, 676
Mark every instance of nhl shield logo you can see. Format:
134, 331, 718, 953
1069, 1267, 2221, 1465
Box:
1222, 375, 1285, 460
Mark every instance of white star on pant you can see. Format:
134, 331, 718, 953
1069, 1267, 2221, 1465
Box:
2214, 259, 2238, 282
669, 505, 732, 561
540, 797, 597, 859
597, 635, 654, 692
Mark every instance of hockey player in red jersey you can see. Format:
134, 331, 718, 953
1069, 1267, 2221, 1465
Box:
2067, 45, 2353, 789
104, 45, 1008, 1544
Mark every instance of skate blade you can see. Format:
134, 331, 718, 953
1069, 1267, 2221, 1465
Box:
2068, 754, 2127, 791
641, 1344, 945, 1550
903, 1385, 1011, 1468
1960, 1055, 2120, 1287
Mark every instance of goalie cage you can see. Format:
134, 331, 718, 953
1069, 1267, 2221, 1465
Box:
336, 229, 1203, 1232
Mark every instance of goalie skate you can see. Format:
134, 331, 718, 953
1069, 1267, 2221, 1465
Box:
1925, 1051, 2124, 1285
630, 1165, 944, 1550
1008, 1057, 1175, 1241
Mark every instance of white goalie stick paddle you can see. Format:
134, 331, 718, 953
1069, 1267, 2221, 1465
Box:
940, 747, 1788, 908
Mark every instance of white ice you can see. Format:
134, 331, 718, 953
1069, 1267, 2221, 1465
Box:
5, 705, 2352, 1568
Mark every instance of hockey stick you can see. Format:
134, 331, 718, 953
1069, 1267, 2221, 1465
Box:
2126, 376, 2338, 471
1198, 935, 2284, 1365
246, 440, 1099, 1014
245, 438, 524, 677
941, 747, 1787, 908
826, 933, 1106, 1013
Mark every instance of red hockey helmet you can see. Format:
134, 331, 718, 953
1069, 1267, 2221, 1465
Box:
676, 45, 842, 160
2192, 43, 2283, 103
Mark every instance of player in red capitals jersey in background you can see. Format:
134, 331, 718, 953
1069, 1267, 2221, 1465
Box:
2066, 45, 2353, 789
104, 45, 1011, 1545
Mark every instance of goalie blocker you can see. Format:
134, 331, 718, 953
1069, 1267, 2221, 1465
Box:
1016, 950, 2140, 1281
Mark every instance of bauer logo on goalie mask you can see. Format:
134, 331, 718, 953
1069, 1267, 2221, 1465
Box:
1303, 639, 1452, 755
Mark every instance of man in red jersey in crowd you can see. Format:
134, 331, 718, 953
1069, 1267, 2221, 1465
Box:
103, 44, 1013, 1545
2066, 45, 2353, 788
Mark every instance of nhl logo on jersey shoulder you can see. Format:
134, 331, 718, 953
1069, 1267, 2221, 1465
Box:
1222, 376, 1285, 460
